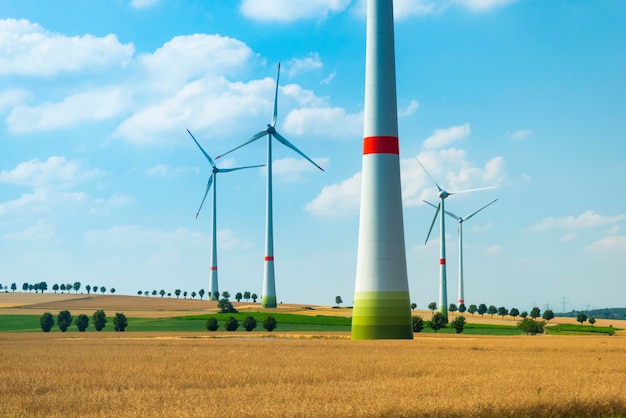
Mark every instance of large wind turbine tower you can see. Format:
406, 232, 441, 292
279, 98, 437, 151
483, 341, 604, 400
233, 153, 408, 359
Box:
351, 0, 413, 340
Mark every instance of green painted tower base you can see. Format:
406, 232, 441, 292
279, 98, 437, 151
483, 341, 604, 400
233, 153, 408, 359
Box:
261, 295, 277, 309
351, 291, 413, 340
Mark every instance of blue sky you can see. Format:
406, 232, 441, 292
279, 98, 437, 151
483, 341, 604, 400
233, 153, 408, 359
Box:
1, 0, 625, 311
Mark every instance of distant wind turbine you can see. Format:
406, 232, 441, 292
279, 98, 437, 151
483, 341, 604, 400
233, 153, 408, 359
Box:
424, 198, 498, 308
215, 63, 324, 308
416, 158, 494, 321
187, 129, 264, 301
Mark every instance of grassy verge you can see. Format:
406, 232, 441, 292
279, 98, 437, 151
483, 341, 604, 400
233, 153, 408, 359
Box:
546, 324, 618, 335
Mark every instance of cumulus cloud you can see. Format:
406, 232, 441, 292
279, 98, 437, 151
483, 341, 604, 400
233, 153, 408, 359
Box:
283, 106, 362, 139
239, 0, 351, 22
0, 156, 101, 190
422, 123, 471, 149
286, 53, 323, 78
586, 235, 626, 253
398, 100, 419, 117
511, 129, 532, 140
531, 211, 626, 232
0, 18, 134, 76
4, 222, 55, 241
305, 172, 361, 216
0, 89, 30, 113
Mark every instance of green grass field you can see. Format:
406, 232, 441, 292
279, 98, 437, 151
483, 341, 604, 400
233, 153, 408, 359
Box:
2, 313, 621, 335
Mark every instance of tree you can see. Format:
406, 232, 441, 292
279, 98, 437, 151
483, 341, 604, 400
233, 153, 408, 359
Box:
167, 293, 171, 297
22, 282, 29, 292
73, 282, 81, 293
335, 296, 343, 306
218, 298, 237, 313
225, 316, 239, 331
428, 302, 437, 313
242, 316, 257, 331
33, 282, 40, 293
577, 312, 588, 326
110, 288, 116, 294
449, 303, 458, 313
11, 282, 17, 292
113, 312, 128, 332
411, 303, 417, 312
183, 291, 188, 299
39, 282, 48, 293
235, 292, 243, 302
213, 291, 220, 300
28, 284, 33, 292
93, 286, 98, 294
263, 316, 277, 332
498, 306, 509, 318
75, 314, 89, 332
518, 317, 545, 335
159, 289, 166, 298
477, 304, 487, 317
92, 310, 107, 331
40, 312, 54, 332
60, 284, 66, 293
137, 290, 143, 296
66, 284, 73, 293
144, 290, 149, 296
222, 291, 231, 300
589, 317, 596, 326
244, 291, 251, 302
429, 312, 447, 333
205, 317, 219, 331
86, 285, 91, 294
151, 289, 156, 297
468, 304, 477, 316
487, 305, 498, 318
451, 316, 466, 334
412, 316, 424, 333
542, 309, 555, 323
53, 284, 59, 293
100, 287, 106, 294
458, 303, 467, 314
191, 291, 197, 299
175, 289, 181, 299
57, 310, 73, 332
510, 308, 520, 320
530, 307, 541, 319
251, 293, 258, 303
199, 289, 205, 300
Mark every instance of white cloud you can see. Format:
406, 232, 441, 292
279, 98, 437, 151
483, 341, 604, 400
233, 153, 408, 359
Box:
239, 0, 351, 22
0, 89, 30, 113
217, 228, 252, 251
88, 193, 135, 215
0, 156, 101, 190
305, 172, 361, 216
531, 211, 626, 232
586, 236, 626, 253
7, 88, 129, 133
422, 123, 471, 149
145, 164, 199, 178
4, 222, 55, 242
453, 0, 517, 12
398, 100, 419, 117
511, 129, 532, 140
0, 18, 134, 76
560, 232, 577, 242
286, 53, 323, 78
484, 245, 502, 256
283, 107, 362, 139
131, 0, 159, 9
320, 71, 336, 85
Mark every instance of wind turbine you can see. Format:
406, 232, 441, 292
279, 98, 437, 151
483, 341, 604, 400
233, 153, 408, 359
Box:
187, 129, 264, 301
424, 198, 498, 308
215, 63, 324, 308
417, 158, 494, 321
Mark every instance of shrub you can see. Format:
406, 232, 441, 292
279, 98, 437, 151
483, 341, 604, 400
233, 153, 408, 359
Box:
205, 317, 219, 331
412, 316, 424, 333
518, 317, 545, 335
225, 316, 239, 331
242, 316, 258, 332
57, 310, 73, 332
263, 316, 277, 332
40, 312, 54, 332
92, 310, 107, 332
75, 314, 90, 332
451, 316, 466, 334
218, 298, 238, 313
429, 312, 447, 333
113, 312, 128, 332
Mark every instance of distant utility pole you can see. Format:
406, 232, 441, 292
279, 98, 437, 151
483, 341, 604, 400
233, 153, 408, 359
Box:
561, 296, 569, 313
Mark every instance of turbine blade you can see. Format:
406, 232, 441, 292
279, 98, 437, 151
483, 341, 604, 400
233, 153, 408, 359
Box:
425, 202, 441, 245
448, 186, 496, 195
215, 130, 267, 160
424, 199, 458, 220
271, 62, 280, 128
462, 198, 498, 222
187, 129, 215, 168
218, 164, 265, 173
273, 130, 324, 171
196, 174, 214, 218
415, 157, 443, 192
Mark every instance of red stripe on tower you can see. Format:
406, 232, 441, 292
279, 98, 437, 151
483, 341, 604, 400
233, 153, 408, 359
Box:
440, 258, 446, 265
264, 256, 274, 261
209, 267, 217, 271
363, 136, 399, 155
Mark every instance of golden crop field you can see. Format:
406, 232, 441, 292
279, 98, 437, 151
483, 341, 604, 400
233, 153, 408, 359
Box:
1, 332, 625, 418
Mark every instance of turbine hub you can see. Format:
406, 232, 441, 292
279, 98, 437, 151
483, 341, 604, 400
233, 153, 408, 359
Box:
267, 125, 275, 134
439, 190, 449, 199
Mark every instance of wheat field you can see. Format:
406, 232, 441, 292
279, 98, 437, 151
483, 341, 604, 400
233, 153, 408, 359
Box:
1, 332, 625, 417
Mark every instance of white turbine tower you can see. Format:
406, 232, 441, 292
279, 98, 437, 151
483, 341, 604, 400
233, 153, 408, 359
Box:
215, 63, 324, 308
424, 199, 498, 308
417, 158, 494, 321
187, 129, 264, 301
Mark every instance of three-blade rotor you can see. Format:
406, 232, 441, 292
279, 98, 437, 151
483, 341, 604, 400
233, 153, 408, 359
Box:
215, 63, 324, 172
187, 129, 264, 218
